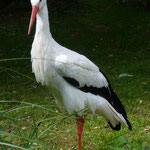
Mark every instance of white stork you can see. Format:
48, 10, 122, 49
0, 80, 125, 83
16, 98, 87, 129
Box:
28, 0, 132, 149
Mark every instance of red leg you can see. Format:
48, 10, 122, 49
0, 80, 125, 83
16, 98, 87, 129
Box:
75, 114, 85, 150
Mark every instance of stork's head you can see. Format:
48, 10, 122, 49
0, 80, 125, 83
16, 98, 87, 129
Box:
28, 0, 47, 35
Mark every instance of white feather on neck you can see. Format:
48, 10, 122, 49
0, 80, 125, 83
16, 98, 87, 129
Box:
35, 4, 51, 37
31, 3, 55, 85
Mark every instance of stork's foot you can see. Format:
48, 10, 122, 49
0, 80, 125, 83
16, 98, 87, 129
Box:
75, 114, 85, 150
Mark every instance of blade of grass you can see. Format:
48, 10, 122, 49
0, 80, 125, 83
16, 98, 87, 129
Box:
37, 111, 81, 138
0, 58, 30, 62
0, 67, 35, 81
25, 122, 41, 149
0, 100, 60, 114
0, 121, 9, 132
36, 117, 58, 124
0, 142, 27, 150
1, 106, 32, 115
0, 131, 51, 149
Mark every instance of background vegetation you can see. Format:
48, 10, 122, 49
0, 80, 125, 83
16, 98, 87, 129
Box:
0, 0, 150, 149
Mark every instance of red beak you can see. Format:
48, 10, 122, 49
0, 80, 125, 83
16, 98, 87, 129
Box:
28, 5, 39, 35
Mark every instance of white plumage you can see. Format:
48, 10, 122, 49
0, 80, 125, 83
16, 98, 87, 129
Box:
28, 0, 132, 149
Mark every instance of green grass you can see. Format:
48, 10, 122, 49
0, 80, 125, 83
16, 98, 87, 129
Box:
0, 0, 150, 149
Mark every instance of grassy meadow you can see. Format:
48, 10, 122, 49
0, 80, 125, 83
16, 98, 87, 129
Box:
0, 0, 150, 149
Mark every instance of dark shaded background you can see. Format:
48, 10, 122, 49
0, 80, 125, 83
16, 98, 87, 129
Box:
1, 0, 150, 12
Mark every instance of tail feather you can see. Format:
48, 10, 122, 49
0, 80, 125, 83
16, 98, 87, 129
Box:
98, 69, 132, 131
126, 118, 132, 130
106, 100, 132, 131
110, 90, 132, 131
108, 121, 121, 131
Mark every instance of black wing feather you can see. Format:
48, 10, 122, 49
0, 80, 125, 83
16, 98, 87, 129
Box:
63, 77, 79, 87
63, 70, 132, 131
63, 76, 126, 117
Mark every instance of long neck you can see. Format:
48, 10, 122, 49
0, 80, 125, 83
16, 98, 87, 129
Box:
35, 4, 51, 37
